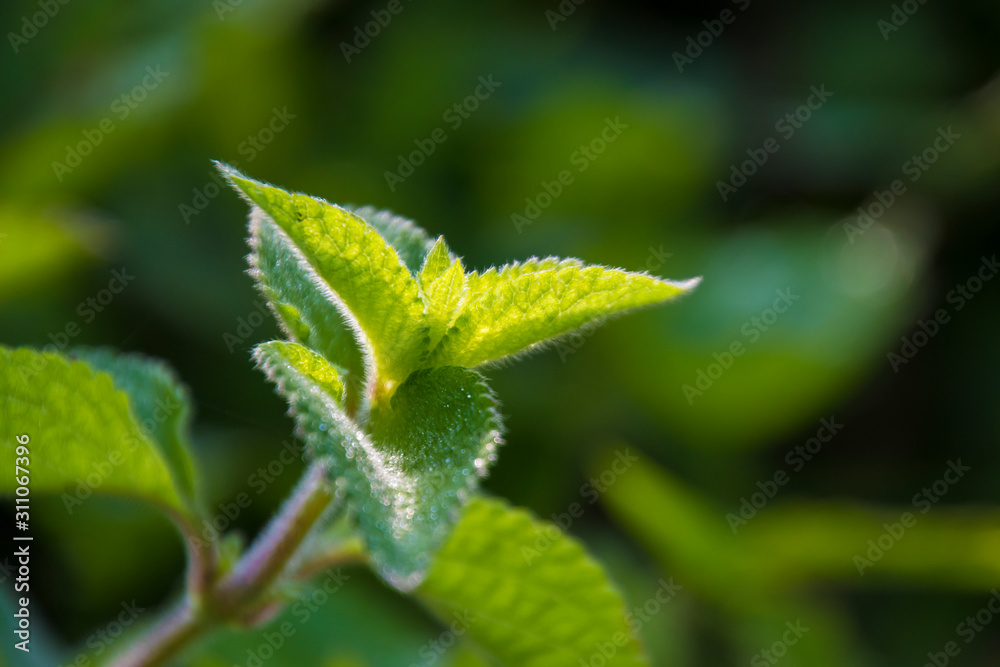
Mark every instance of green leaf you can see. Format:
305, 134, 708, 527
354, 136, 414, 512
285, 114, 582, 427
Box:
418, 497, 647, 666
419, 236, 455, 286
348, 205, 439, 274
69, 347, 199, 503
0, 206, 94, 301
596, 450, 1000, 610
420, 239, 467, 354
249, 208, 364, 380
221, 169, 699, 595
429, 258, 700, 368
220, 164, 427, 391
253, 340, 501, 590
223, 165, 700, 388
0, 347, 184, 514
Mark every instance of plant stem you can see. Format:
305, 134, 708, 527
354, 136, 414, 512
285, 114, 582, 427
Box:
288, 542, 366, 582
109, 460, 339, 667
108, 604, 209, 667
213, 460, 336, 613
171, 512, 215, 599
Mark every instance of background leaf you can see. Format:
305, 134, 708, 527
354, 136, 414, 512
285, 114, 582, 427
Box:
598, 450, 1000, 666
0, 347, 186, 515
70, 347, 200, 505
417, 497, 647, 667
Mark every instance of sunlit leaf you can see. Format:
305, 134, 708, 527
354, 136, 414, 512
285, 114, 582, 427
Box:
348, 205, 439, 274
249, 208, 364, 380
429, 259, 699, 368
220, 164, 427, 391
420, 239, 467, 355
0, 347, 185, 515
70, 347, 199, 503
223, 168, 696, 596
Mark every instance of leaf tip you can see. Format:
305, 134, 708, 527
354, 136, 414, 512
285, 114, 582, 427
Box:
213, 160, 243, 183
671, 275, 703, 292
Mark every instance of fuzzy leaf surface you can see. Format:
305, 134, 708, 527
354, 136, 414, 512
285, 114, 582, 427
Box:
221, 165, 427, 388
418, 497, 647, 666
430, 258, 699, 368
254, 340, 501, 590
249, 209, 364, 379
348, 205, 439, 274
420, 240, 467, 355
0, 347, 185, 513
70, 347, 199, 503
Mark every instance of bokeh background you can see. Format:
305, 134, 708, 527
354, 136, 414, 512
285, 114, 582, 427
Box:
2, 0, 1000, 665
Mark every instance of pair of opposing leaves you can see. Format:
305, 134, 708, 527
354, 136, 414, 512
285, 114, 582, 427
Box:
0, 163, 698, 665
222, 162, 698, 587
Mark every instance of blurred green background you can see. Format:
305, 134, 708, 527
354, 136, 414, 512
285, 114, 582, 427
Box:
2, 0, 1000, 665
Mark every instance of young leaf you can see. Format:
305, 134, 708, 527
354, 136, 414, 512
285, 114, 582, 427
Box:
430, 259, 700, 368
221, 169, 698, 595
219, 164, 427, 391
253, 340, 501, 590
420, 239, 467, 355
249, 209, 364, 380
417, 497, 647, 666
0, 347, 185, 514
222, 165, 699, 387
70, 347, 199, 503
348, 205, 439, 274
